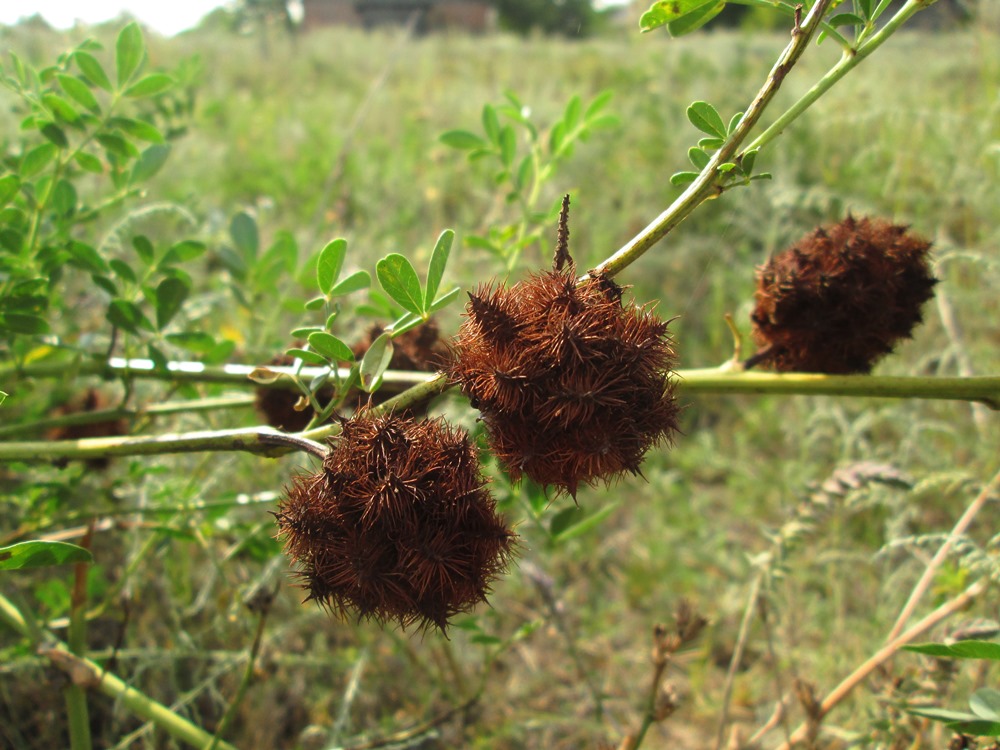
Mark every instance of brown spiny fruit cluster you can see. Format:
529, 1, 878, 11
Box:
447, 265, 681, 497
750, 216, 937, 374
274, 410, 515, 631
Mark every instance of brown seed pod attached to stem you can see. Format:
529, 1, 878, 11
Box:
448, 197, 682, 497
274, 409, 515, 631
750, 215, 938, 374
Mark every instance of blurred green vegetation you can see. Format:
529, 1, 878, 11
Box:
1, 17, 998, 750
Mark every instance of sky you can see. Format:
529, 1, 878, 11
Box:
0, 1, 226, 36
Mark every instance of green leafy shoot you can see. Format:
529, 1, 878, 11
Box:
640, 0, 726, 33
0, 541, 94, 570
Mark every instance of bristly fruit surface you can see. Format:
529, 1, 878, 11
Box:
274, 410, 515, 632
447, 265, 681, 498
750, 216, 937, 374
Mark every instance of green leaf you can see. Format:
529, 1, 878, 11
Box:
0, 541, 93, 570
304, 296, 326, 311
0, 175, 19, 208
74, 151, 104, 173
67, 241, 108, 273
132, 235, 155, 265
308, 332, 354, 362
317, 238, 347, 295
376, 254, 424, 316
360, 332, 393, 392
687, 101, 727, 139
563, 94, 582, 130
428, 286, 460, 313
424, 229, 453, 309
829, 12, 865, 27
115, 21, 145, 88
948, 720, 1000, 737
585, 90, 614, 119
58, 74, 101, 114
688, 146, 711, 170
230, 211, 259, 260
668, 0, 725, 35
740, 148, 758, 176
97, 133, 138, 159
970, 689, 1000, 721
51, 179, 77, 216
698, 136, 724, 149
727, 111, 745, 135
499, 126, 516, 167
74, 51, 112, 91
440, 130, 488, 150
1, 313, 50, 335
22, 143, 58, 177
147, 342, 168, 371
906, 707, 981, 723
482, 104, 500, 144
550, 503, 620, 543
670, 171, 699, 186
109, 116, 164, 143
43, 94, 80, 124
106, 299, 151, 333
162, 240, 206, 264
123, 73, 173, 98
285, 347, 327, 366
329, 270, 371, 297
640, 0, 720, 32
905, 641, 1000, 661
290, 326, 324, 338
165, 331, 217, 353
155, 276, 189, 329
131, 143, 171, 182
40, 123, 69, 149
109, 259, 137, 283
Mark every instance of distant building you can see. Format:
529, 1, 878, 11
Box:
300, 0, 496, 33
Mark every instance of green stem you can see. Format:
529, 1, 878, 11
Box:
66, 551, 93, 750
0, 356, 431, 391
0, 592, 239, 750
0, 371, 993, 462
587, 0, 836, 281
0, 396, 256, 438
207, 608, 269, 750
742, 0, 928, 155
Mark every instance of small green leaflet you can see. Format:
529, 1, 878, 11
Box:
904, 640, 1000, 661
360, 332, 393, 392
376, 254, 424, 317
115, 22, 145, 88
0, 541, 93, 570
308, 332, 354, 363
317, 238, 347, 295
687, 101, 727, 139
640, 0, 725, 32
424, 229, 454, 309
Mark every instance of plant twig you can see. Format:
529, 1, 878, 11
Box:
586, 0, 835, 281
765, 578, 988, 750
714, 574, 762, 750
1, 371, 995, 462
0, 592, 239, 750
886, 468, 1000, 642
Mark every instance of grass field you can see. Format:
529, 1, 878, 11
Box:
1, 15, 999, 750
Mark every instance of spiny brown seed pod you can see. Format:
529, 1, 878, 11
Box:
447, 265, 681, 498
274, 410, 515, 631
751, 216, 937, 374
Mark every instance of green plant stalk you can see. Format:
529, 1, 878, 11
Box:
0, 357, 432, 390
587, 0, 836, 281
0, 372, 995, 462
0, 592, 240, 750
207, 609, 269, 750
0, 396, 257, 438
65, 528, 93, 750
741, 0, 930, 155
